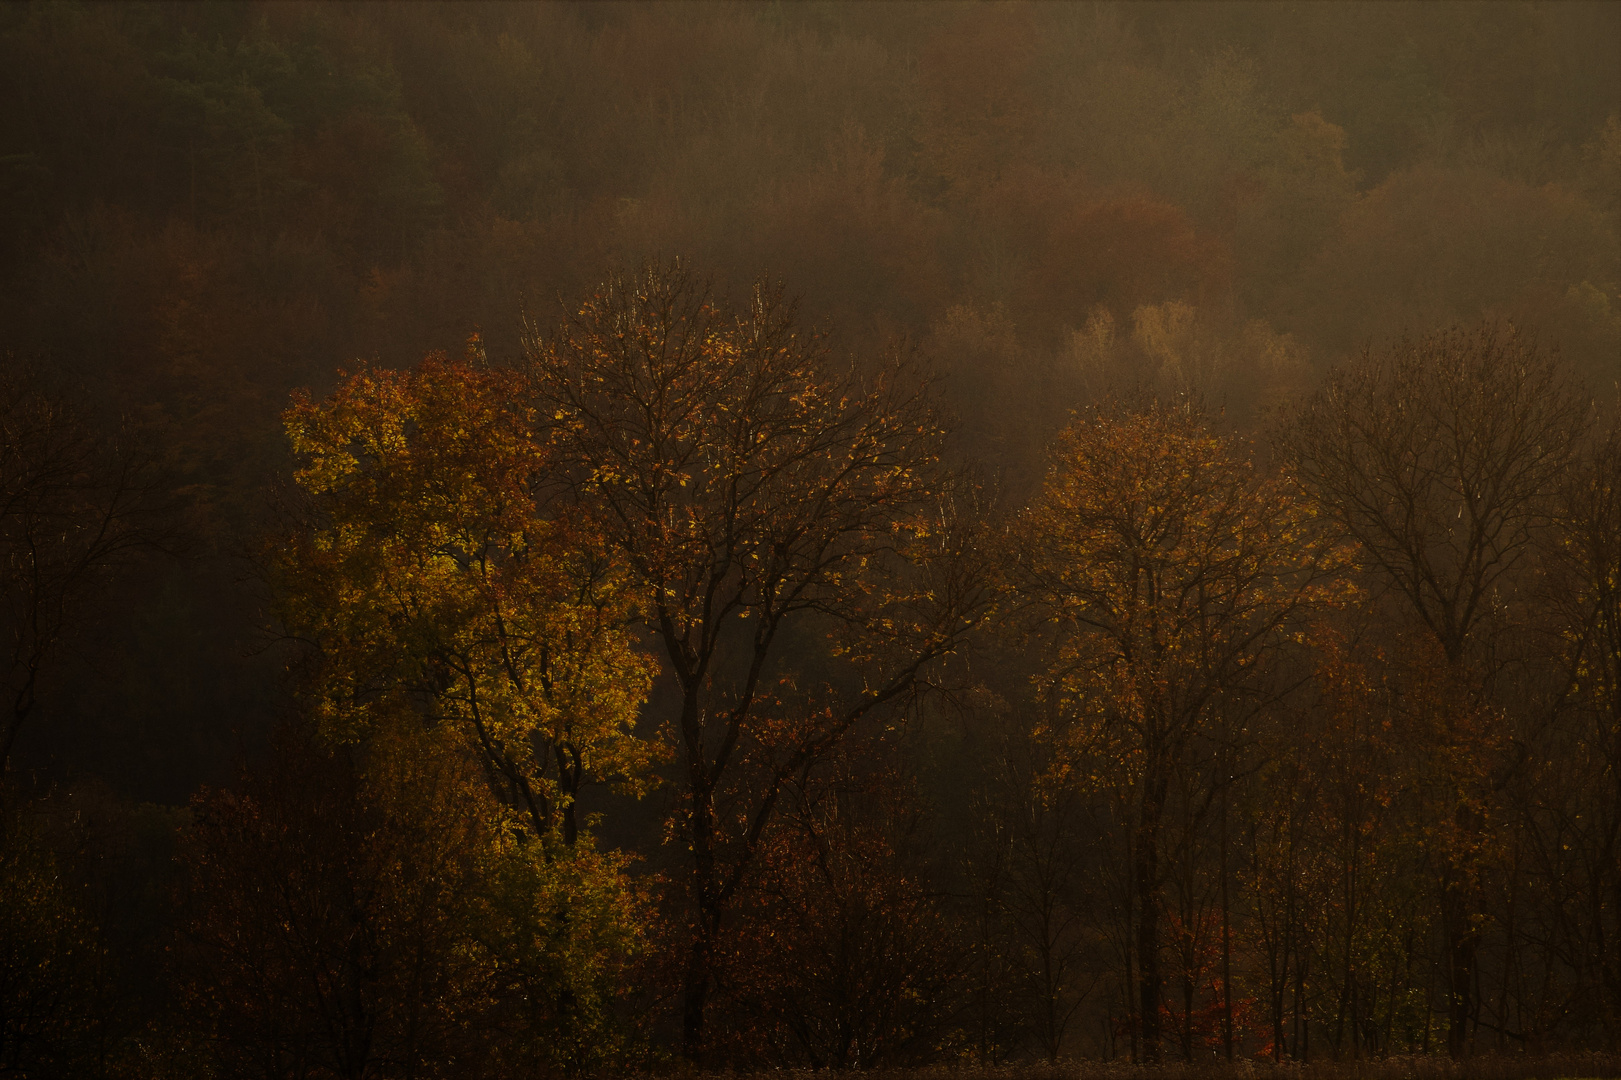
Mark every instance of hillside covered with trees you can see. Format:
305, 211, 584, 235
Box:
0, 2, 1617, 1076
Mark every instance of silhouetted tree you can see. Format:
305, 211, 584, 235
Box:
1282, 322, 1585, 1057
0, 363, 167, 786
178, 725, 501, 1080
526, 261, 991, 1061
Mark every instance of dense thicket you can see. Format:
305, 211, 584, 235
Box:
0, 1, 1616, 1075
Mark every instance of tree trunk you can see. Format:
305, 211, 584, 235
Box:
1136, 772, 1166, 1062
1445, 798, 1483, 1059
679, 685, 716, 1064
1445, 892, 1480, 1058
682, 936, 711, 1064
1221, 785, 1233, 1062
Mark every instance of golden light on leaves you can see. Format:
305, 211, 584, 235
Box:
276, 344, 660, 846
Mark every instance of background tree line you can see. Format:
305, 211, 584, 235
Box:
0, 1, 1616, 1075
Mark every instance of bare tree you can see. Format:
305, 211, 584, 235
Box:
1520, 408, 1621, 1046
0, 363, 168, 787
1560, 415, 1621, 1046
1282, 323, 1582, 671
1280, 322, 1586, 1057
1003, 757, 1097, 1062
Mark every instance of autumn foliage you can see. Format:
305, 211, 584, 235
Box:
0, 3, 1617, 1075
276, 348, 657, 845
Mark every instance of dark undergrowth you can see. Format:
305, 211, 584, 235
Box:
660, 1054, 1621, 1080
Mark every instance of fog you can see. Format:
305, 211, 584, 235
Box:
0, 2, 1616, 1073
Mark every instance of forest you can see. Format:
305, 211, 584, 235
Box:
0, 2, 1617, 1077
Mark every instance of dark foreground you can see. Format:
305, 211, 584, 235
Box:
645, 1057, 1621, 1080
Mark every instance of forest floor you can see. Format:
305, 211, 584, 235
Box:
657, 1056, 1621, 1080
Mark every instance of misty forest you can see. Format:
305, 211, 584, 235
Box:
0, 2, 1618, 1077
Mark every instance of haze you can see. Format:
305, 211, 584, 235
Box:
0, 2, 1616, 1075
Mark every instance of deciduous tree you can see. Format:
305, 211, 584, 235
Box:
1281, 322, 1584, 1056
1016, 404, 1330, 1061
276, 347, 657, 845
526, 260, 990, 1061
0, 363, 167, 787
180, 725, 499, 1080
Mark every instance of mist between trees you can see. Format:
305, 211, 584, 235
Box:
0, 1, 1617, 1076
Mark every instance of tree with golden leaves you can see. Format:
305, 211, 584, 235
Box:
526, 260, 991, 1062
1015, 404, 1333, 1062
275, 345, 658, 846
